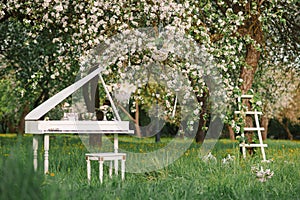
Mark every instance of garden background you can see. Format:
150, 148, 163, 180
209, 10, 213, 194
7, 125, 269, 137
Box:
0, 1, 299, 199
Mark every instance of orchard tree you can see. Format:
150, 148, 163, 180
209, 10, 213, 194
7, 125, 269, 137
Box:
0, 4, 80, 133
191, 0, 300, 142
255, 65, 300, 140
0, 73, 22, 133
0, 0, 299, 144
0, 0, 215, 137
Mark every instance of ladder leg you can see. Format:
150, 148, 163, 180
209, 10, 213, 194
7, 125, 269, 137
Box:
254, 113, 266, 161
235, 96, 268, 161
241, 132, 246, 159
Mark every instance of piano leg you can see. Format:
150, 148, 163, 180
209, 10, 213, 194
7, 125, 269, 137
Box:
99, 157, 104, 183
114, 133, 118, 175
44, 134, 50, 174
33, 135, 38, 171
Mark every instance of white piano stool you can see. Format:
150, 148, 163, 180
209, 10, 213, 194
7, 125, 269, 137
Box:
85, 153, 126, 183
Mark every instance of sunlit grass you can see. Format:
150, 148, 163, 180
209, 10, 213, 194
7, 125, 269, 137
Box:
0, 135, 299, 199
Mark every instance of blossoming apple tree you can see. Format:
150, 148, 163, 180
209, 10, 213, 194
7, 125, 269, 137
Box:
0, 0, 299, 141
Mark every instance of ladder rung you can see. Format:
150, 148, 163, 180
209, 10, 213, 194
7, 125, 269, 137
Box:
244, 127, 265, 131
234, 111, 263, 115
239, 144, 268, 148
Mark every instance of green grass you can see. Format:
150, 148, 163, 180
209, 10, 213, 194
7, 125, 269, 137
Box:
0, 135, 300, 200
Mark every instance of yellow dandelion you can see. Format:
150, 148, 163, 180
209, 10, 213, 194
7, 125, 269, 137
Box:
50, 172, 55, 177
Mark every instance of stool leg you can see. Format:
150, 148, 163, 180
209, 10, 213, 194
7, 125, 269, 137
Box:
121, 157, 125, 180
99, 158, 104, 183
114, 158, 118, 175
86, 157, 91, 183
109, 161, 113, 178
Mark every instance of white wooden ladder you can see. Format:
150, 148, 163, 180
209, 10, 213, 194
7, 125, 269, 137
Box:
235, 95, 267, 161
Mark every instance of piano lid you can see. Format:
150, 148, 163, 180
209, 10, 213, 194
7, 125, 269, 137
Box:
25, 67, 104, 121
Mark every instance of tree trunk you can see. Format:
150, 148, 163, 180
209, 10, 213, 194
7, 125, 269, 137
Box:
83, 68, 102, 147
90, 81, 102, 147
135, 99, 142, 138
240, 43, 260, 149
238, 11, 263, 154
240, 47, 260, 93
195, 93, 208, 143
195, 120, 206, 143
279, 120, 293, 140
7, 120, 16, 133
228, 124, 235, 140
261, 116, 269, 140
284, 121, 293, 140
117, 101, 142, 138
17, 103, 30, 135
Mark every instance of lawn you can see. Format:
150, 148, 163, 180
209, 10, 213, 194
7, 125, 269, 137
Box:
0, 134, 299, 200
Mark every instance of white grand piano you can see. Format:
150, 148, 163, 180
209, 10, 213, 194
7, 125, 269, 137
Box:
25, 67, 134, 173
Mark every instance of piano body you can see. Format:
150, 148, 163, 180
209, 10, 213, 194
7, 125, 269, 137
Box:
25, 67, 134, 173
26, 120, 132, 134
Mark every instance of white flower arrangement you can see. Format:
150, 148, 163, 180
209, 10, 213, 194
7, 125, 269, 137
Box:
251, 165, 274, 182
202, 152, 217, 163
221, 154, 235, 164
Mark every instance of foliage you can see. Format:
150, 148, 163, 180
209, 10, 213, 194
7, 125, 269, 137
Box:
255, 65, 300, 124
0, 0, 299, 134
0, 78, 19, 132
0, 13, 79, 132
